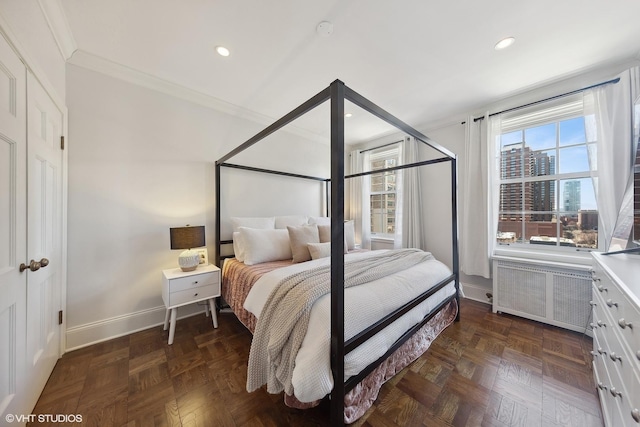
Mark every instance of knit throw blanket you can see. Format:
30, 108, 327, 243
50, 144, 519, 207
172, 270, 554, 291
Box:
246, 248, 434, 396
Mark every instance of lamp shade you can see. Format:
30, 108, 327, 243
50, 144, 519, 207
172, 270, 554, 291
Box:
170, 226, 205, 271
170, 226, 205, 250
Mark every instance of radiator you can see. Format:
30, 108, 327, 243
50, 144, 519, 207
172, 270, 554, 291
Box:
492, 258, 592, 333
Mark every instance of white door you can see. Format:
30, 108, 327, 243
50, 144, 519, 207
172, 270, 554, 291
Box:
24, 71, 63, 408
0, 34, 28, 417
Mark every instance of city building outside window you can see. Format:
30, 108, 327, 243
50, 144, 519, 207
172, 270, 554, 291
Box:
369, 145, 399, 238
494, 97, 599, 250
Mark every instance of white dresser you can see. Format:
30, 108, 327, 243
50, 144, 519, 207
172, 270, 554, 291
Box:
591, 252, 640, 426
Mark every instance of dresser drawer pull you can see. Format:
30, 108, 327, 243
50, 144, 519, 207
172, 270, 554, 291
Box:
610, 387, 622, 398
597, 320, 606, 327
618, 318, 633, 329
590, 350, 598, 358
590, 300, 596, 307
637, 350, 640, 361
609, 352, 622, 362
590, 322, 597, 329
597, 382, 607, 391
606, 299, 618, 308
632, 408, 640, 423
598, 347, 607, 355
597, 284, 607, 292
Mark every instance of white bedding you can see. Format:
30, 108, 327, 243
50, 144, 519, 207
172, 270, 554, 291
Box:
244, 249, 456, 403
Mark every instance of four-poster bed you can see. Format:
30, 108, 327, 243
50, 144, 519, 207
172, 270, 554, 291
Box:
215, 79, 460, 425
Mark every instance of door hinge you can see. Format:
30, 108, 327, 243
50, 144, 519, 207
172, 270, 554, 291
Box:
60, 136, 64, 150
58, 310, 63, 325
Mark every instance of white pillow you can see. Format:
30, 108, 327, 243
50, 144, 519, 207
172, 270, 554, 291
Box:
307, 216, 331, 226
345, 220, 356, 250
275, 215, 309, 229
239, 227, 292, 265
232, 231, 245, 262
231, 217, 275, 233
308, 242, 331, 260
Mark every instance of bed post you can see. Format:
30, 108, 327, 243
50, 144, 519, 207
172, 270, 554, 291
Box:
215, 162, 221, 267
329, 79, 346, 426
451, 157, 460, 321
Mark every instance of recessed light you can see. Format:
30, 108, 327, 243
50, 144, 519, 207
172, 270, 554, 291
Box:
345, 113, 353, 118
216, 46, 230, 57
494, 37, 515, 50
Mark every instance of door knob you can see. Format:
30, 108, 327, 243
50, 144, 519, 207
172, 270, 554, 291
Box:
18, 258, 49, 272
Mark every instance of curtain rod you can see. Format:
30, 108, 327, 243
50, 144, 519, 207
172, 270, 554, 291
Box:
463, 77, 620, 124
359, 139, 404, 154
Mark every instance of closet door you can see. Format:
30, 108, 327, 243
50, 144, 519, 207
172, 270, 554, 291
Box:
25, 71, 63, 409
0, 34, 27, 417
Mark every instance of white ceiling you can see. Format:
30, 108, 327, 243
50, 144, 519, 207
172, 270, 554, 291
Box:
59, 0, 640, 144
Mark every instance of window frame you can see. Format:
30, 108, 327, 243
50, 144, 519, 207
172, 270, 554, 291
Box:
492, 96, 602, 259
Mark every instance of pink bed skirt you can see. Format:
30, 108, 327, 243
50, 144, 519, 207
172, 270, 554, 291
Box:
284, 298, 458, 424
222, 257, 458, 424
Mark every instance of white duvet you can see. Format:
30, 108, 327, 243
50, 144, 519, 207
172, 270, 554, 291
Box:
243, 249, 456, 403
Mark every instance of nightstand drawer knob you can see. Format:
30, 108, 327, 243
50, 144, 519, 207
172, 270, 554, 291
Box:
194, 293, 198, 297
193, 281, 198, 284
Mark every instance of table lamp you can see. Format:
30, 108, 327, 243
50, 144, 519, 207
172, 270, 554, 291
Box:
170, 225, 205, 271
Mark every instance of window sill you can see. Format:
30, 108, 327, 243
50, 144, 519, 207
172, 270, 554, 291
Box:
493, 246, 594, 270
371, 235, 395, 242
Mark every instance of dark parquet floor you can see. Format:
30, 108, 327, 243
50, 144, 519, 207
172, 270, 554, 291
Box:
30, 299, 603, 426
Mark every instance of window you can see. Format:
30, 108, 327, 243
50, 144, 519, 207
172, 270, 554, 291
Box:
494, 98, 599, 250
369, 145, 399, 237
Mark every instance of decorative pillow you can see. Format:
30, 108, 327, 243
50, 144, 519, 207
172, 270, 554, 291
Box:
317, 224, 331, 243
308, 242, 331, 260
231, 217, 275, 233
287, 224, 319, 263
307, 216, 331, 226
344, 220, 356, 250
239, 227, 292, 265
232, 231, 245, 262
317, 224, 349, 253
275, 215, 309, 229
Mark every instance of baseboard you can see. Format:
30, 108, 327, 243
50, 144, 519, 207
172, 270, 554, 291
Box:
65, 303, 207, 352
460, 281, 492, 305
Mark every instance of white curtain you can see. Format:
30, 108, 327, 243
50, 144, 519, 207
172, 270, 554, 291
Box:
584, 66, 640, 250
395, 137, 424, 249
348, 149, 371, 249
460, 115, 491, 278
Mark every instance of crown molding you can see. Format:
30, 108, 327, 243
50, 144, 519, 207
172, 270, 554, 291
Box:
67, 49, 329, 144
38, 0, 77, 61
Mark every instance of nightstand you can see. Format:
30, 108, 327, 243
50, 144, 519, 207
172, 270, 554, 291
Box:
162, 263, 220, 344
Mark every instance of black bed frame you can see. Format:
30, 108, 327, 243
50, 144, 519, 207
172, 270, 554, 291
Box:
215, 79, 459, 426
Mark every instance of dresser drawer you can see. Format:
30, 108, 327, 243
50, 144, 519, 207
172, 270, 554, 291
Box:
169, 271, 218, 293
167, 283, 219, 307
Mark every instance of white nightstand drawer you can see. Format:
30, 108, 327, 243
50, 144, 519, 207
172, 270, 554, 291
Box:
168, 283, 219, 307
170, 271, 218, 293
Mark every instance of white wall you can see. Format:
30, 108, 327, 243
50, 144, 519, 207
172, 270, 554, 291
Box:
65, 64, 329, 349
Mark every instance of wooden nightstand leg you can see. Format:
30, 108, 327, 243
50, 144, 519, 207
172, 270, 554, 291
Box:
208, 298, 218, 329
163, 309, 170, 331
168, 308, 178, 345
